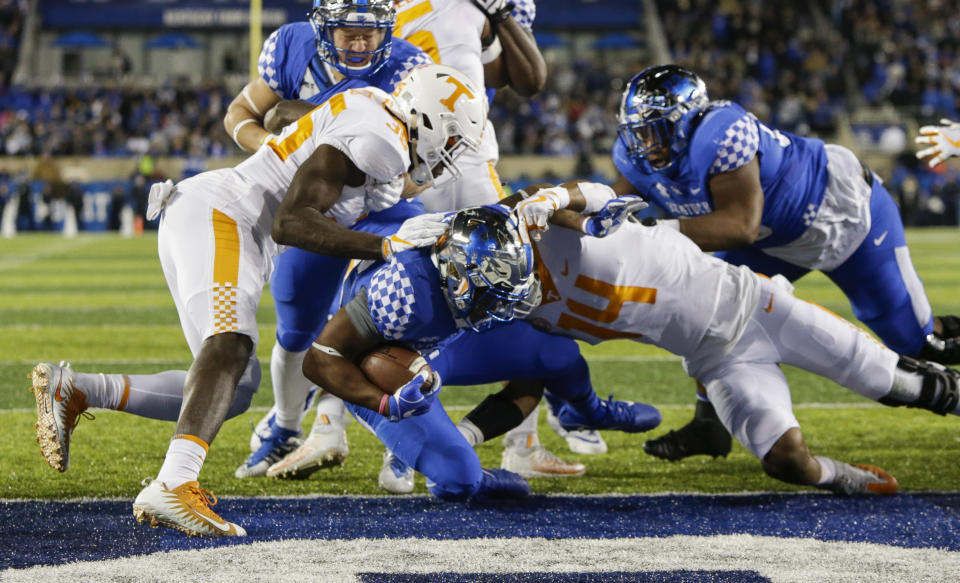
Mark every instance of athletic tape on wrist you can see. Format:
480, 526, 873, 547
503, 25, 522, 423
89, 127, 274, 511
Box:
231, 118, 257, 149
578, 182, 617, 214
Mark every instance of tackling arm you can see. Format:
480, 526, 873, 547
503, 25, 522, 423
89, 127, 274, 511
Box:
224, 77, 282, 153
272, 145, 386, 259
675, 157, 764, 251
263, 100, 317, 134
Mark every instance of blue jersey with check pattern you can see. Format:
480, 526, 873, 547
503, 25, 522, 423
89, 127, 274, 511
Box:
613, 100, 829, 249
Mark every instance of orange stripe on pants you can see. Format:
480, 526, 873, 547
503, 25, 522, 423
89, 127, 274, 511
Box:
211, 209, 240, 334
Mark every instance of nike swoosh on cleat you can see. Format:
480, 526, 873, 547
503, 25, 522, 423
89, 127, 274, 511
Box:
873, 231, 888, 246
189, 509, 234, 533
570, 435, 601, 444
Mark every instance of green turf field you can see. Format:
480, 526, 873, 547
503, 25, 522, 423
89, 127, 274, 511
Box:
2, 230, 959, 499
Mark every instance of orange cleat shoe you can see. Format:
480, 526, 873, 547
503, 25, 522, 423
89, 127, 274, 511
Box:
133, 478, 246, 537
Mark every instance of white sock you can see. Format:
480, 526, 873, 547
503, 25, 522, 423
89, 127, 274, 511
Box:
814, 455, 837, 486
156, 435, 208, 490
311, 392, 350, 434
457, 418, 484, 447
889, 367, 926, 402
271, 342, 313, 432
75, 370, 188, 421
503, 404, 540, 449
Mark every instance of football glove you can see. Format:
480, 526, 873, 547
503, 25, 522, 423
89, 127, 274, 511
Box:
382, 213, 450, 260
386, 371, 442, 421
582, 195, 649, 237
916, 118, 960, 168
145, 179, 175, 221
470, 0, 515, 24
514, 186, 571, 240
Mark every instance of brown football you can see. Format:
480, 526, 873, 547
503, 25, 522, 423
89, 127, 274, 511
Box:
359, 344, 433, 394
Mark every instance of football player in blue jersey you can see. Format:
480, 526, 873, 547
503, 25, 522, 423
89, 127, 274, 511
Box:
300, 204, 662, 500
223, 0, 439, 478
609, 64, 960, 462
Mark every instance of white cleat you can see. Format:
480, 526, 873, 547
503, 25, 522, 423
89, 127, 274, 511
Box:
266, 427, 349, 479
501, 444, 586, 478
547, 405, 608, 455
378, 449, 414, 494
29, 361, 93, 472
133, 478, 246, 537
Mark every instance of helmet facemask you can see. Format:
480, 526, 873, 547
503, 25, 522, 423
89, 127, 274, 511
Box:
311, 0, 396, 79
436, 207, 535, 332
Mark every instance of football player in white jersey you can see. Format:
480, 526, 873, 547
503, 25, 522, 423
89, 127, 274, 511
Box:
505, 185, 960, 495
28, 64, 486, 537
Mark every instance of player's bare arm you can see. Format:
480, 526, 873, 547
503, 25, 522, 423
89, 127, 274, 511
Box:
676, 157, 764, 251
611, 173, 636, 196
272, 144, 386, 259
263, 99, 317, 134
224, 77, 283, 152
483, 17, 546, 95
302, 309, 387, 413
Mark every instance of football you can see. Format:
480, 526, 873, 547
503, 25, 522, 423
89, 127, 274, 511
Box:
359, 344, 433, 394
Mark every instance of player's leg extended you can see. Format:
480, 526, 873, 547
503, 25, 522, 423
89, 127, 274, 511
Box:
132, 196, 268, 537
643, 247, 810, 462
826, 180, 960, 362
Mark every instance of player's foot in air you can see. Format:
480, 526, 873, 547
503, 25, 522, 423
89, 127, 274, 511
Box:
378, 449, 414, 494
558, 394, 661, 433
29, 361, 94, 472
828, 463, 899, 496
547, 407, 608, 455
267, 424, 349, 479
501, 444, 585, 478
642, 417, 732, 461
133, 478, 246, 537
235, 418, 301, 478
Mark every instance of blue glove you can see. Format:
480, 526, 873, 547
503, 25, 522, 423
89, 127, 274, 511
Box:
387, 371, 442, 421
583, 195, 648, 237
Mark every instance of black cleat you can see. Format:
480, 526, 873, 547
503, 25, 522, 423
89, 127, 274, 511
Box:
643, 417, 732, 461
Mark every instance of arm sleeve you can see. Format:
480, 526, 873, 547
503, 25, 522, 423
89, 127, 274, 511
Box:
344, 288, 387, 344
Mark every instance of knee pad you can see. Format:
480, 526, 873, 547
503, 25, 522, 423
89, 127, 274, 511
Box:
276, 328, 319, 353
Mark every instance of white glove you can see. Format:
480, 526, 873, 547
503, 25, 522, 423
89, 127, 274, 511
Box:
145, 179, 175, 221
365, 176, 405, 213
381, 213, 450, 260
916, 119, 960, 168
513, 187, 571, 240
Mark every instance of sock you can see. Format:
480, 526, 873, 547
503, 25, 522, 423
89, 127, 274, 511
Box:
503, 404, 540, 449
457, 418, 484, 447
156, 435, 208, 490
311, 392, 350, 434
271, 342, 313, 432
814, 455, 837, 486
73, 370, 188, 421
889, 367, 926, 402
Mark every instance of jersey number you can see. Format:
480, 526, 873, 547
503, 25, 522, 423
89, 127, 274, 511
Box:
557, 275, 655, 340
267, 93, 346, 161
395, 0, 441, 63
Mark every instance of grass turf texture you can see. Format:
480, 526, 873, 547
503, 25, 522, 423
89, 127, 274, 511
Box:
1, 230, 959, 499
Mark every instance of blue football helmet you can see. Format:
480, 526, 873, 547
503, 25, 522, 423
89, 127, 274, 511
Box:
435, 206, 537, 332
617, 64, 708, 173
311, 0, 396, 79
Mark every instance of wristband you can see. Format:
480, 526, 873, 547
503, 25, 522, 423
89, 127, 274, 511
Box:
378, 393, 390, 416
578, 182, 617, 214
231, 118, 257, 149
481, 36, 502, 64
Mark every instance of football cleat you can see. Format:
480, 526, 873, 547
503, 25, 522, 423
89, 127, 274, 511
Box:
29, 361, 94, 472
133, 478, 246, 537
829, 463, 899, 496
248, 385, 318, 452
546, 406, 608, 455
474, 468, 531, 499
501, 444, 585, 478
642, 417, 732, 461
378, 449, 414, 494
235, 419, 301, 478
558, 394, 661, 433
266, 427, 349, 479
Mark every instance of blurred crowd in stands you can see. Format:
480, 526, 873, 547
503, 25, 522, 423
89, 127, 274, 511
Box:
3, 0, 960, 227
0, 0, 24, 87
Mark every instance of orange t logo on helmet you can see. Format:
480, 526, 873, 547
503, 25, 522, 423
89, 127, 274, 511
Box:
439, 75, 475, 113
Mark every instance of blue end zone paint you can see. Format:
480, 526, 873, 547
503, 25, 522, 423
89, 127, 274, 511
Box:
358, 572, 771, 582
2, 493, 959, 569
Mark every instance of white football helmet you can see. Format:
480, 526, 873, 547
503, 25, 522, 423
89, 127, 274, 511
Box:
389, 64, 486, 187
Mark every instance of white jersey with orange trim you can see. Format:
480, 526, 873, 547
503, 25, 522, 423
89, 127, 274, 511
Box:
394, 0, 502, 212
528, 222, 763, 359
181, 87, 410, 237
